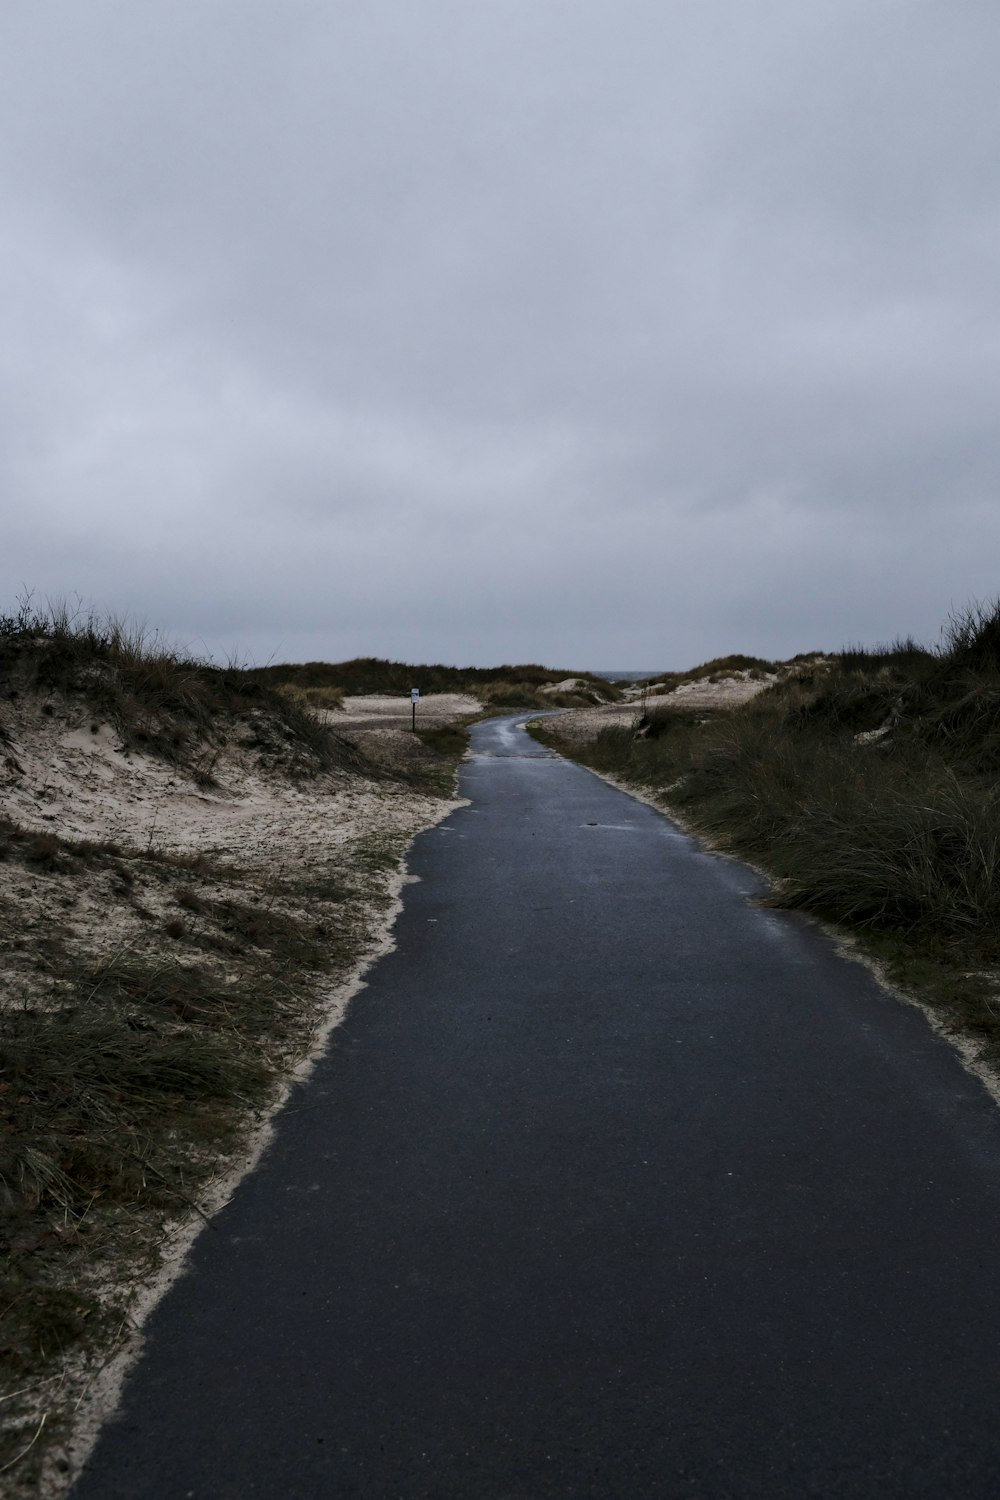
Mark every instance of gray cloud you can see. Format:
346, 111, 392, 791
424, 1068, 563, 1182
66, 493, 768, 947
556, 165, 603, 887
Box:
3, 1, 999, 669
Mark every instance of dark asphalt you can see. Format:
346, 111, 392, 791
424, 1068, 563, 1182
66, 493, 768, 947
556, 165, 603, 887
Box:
72, 714, 1000, 1499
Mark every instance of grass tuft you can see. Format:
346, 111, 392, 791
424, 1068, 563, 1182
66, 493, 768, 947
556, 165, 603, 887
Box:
0, 595, 366, 780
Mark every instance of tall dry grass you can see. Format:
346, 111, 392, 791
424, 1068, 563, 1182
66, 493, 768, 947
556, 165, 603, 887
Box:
537, 604, 1000, 1039
0, 596, 362, 777
250, 655, 622, 701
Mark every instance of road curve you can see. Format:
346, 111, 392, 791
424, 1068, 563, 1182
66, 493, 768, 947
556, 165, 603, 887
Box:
72, 714, 1000, 1498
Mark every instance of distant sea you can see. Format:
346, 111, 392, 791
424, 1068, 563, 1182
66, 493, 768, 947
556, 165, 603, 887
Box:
591, 670, 659, 682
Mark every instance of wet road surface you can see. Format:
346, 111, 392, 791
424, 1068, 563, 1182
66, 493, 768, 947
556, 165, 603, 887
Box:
72, 714, 1000, 1497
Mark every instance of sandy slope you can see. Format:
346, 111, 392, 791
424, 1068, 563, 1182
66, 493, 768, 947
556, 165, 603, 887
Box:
335, 691, 480, 728
0, 694, 475, 1013
0, 689, 475, 1494
544, 671, 779, 745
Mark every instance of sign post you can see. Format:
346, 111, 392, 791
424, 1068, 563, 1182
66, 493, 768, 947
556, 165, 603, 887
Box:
411, 687, 419, 732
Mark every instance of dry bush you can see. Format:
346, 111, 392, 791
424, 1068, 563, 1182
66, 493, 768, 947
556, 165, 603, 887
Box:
473, 680, 553, 709
276, 682, 345, 712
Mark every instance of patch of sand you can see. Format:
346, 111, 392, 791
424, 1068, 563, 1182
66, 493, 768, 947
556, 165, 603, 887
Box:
1, 697, 454, 1002
537, 672, 781, 745
3, 690, 478, 891
334, 692, 480, 730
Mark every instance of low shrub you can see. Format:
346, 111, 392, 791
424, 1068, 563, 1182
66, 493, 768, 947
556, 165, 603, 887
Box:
473, 681, 553, 709
276, 682, 345, 712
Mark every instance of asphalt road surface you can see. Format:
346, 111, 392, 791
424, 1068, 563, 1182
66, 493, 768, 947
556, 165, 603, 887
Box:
72, 715, 1000, 1498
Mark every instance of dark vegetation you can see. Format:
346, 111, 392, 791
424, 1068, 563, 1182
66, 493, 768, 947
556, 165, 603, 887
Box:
414, 722, 470, 758
0, 602, 470, 1484
642, 651, 825, 695
0, 822, 369, 1450
534, 604, 1000, 1052
0, 599, 368, 781
250, 656, 621, 706
658, 652, 781, 686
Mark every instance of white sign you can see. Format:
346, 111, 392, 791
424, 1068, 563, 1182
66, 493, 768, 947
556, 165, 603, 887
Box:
411, 688, 420, 702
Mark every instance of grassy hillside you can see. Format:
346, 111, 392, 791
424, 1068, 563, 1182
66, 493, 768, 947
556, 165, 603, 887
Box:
0, 603, 468, 1490
532, 604, 1000, 1056
0, 601, 364, 781
249, 656, 622, 706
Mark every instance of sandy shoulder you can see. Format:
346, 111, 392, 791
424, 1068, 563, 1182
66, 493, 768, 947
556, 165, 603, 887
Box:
0, 691, 469, 1496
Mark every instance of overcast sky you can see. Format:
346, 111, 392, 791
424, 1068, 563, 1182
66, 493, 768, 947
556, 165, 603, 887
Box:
3, 1, 999, 670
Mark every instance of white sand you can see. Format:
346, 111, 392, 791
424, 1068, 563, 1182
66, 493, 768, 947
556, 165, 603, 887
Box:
539, 673, 780, 745
334, 691, 480, 729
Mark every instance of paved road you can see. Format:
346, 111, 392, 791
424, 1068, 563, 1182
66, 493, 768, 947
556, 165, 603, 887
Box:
73, 715, 1000, 1498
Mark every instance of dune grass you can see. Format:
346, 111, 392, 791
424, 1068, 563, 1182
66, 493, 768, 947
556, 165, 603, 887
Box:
0, 597, 364, 779
249, 655, 621, 703
0, 809, 428, 1481
471, 679, 623, 710
0, 602, 471, 1486
274, 682, 346, 713
533, 604, 1000, 1052
0, 825, 341, 1413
